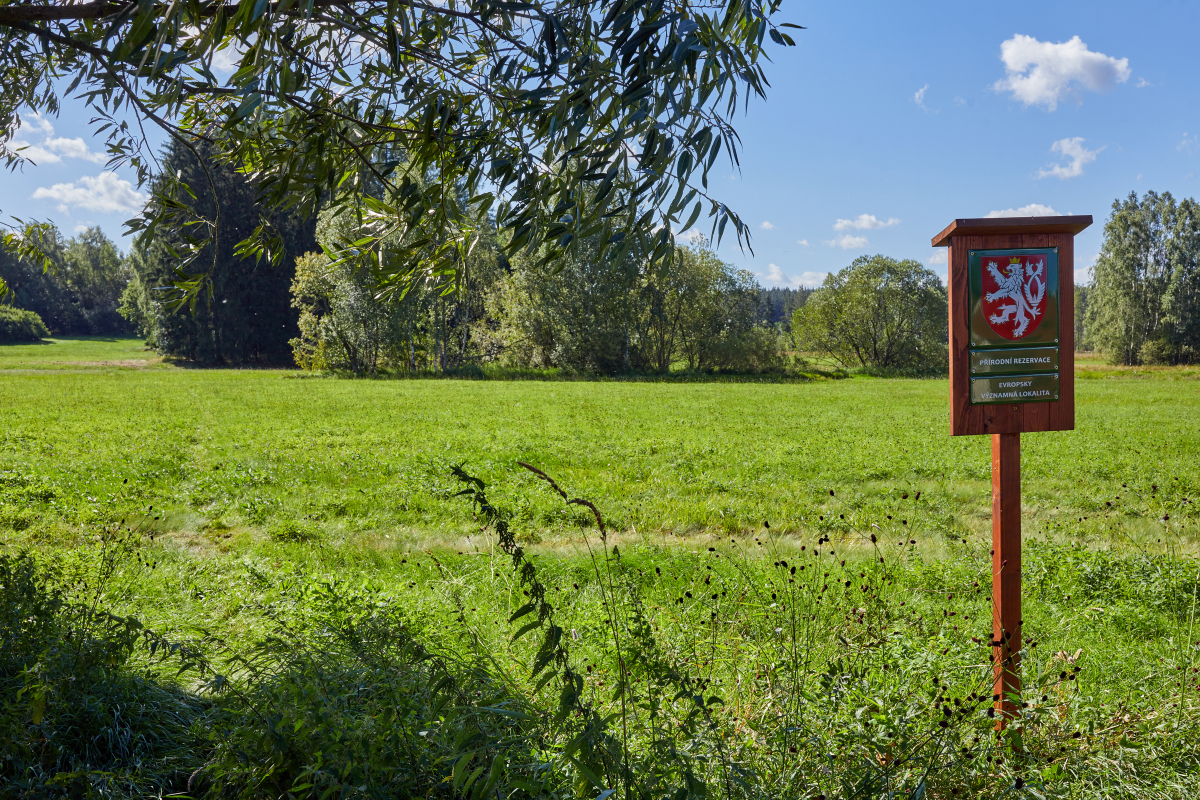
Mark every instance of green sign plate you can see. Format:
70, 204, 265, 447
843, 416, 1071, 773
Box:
968, 248, 1060, 348
970, 373, 1060, 405
970, 346, 1059, 376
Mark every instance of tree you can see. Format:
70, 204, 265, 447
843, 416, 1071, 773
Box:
0, 225, 131, 334
488, 235, 779, 373
1073, 282, 1091, 353
1087, 191, 1200, 365
792, 255, 947, 370
290, 206, 501, 373
290, 251, 404, 373
487, 232, 645, 373
122, 138, 316, 363
1, 0, 800, 304
668, 240, 775, 371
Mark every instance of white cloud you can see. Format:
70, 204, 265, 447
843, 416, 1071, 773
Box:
825, 234, 868, 249
211, 45, 243, 76
760, 265, 828, 287
9, 142, 62, 165
913, 84, 936, 112
45, 137, 106, 163
1037, 137, 1100, 179
1136, 77, 1152, 88
796, 239, 809, 247
25, 115, 55, 137
760, 263, 791, 284
986, 203, 1061, 218
953, 96, 967, 106
73, 223, 93, 234
833, 214, 899, 231
993, 34, 1130, 110
759, 220, 774, 230
928, 250, 948, 265
4, 114, 106, 165
681, 227, 704, 244
33, 172, 147, 214
1179, 133, 1198, 154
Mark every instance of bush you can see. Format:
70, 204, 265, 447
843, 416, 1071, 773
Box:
0, 307, 50, 342
1138, 335, 1194, 366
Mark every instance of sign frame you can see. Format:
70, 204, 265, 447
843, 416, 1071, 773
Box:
933, 216, 1091, 436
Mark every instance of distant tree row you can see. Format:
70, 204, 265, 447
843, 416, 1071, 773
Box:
291, 216, 785, 375
1085, 191, 1200, 365
762, 287, 813, 328
0, 137, 961, 376
0, 226, 131, 336
95, 139, 788, 374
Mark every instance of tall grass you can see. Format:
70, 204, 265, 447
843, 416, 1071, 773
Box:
5, 466, 1198, 798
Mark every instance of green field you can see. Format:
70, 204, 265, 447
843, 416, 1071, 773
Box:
3, 337, 1200, 799
1, 337, 1196, 548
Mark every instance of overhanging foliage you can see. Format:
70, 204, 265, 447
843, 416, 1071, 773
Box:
0, 0, 800, 304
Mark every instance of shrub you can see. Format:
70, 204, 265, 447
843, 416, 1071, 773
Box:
0, 307, 50, 343
0, 549, 209, 796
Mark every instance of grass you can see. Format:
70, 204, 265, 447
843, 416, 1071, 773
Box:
0, 337, 1195, 550
2, 336, 1200, 798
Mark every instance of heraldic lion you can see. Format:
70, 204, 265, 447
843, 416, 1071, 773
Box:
985, 257, 1047, 338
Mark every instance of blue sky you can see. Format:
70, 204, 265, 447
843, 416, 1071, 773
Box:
2, 0, 1197, 288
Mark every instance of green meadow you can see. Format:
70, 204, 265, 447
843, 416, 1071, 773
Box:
1, 337, 1195, 548
3, 337, 1200, 799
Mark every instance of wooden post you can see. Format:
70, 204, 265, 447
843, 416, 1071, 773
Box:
991, 432, 1021, 727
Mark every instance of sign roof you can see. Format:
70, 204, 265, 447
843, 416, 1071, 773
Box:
931, 215, 1092, 247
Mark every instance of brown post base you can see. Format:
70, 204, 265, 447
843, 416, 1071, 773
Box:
992, 432, 1022, 728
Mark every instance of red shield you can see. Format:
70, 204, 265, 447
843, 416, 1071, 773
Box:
980, 255, 1049, 340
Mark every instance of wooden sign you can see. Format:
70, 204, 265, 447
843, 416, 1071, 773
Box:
933, 216, 1090, 436
932, 214, 1091, 729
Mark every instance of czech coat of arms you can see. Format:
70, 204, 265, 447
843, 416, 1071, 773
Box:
981, 255, 1048, 340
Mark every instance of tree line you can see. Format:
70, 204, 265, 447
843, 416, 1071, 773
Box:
5, 145, 1192, 371
123, 141, 803, 375
1083, 191, 1200, 365
0, 226, 131, 339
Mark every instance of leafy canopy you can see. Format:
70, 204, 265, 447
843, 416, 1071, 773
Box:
792, 254, 948, 371
0, 0, 800, 303
1086, 190, 1200, 366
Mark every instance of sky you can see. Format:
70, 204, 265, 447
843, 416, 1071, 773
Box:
1, 0, 1197, 288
